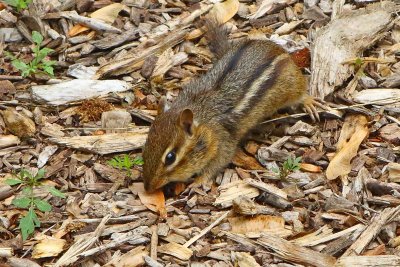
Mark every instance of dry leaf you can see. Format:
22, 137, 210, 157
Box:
32, 237, 66, 258
209, 0, 239, 24
130, 183, 167, 219
326, 115, 369, 180
300, 163, 321, 173
229, 215, 286, 235
68, 24, 90, 37
90, 3, 124, 24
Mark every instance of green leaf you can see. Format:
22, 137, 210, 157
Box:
47, 186, 66, 198
32, 31, 43, 45
42, 65, 54, 76
20, 169, 33, 180
22, 186, 33, 195
5, 178, 23, 186
20, 207, 40, 240
35, 48, 53, 62
12, 60, 28, 71
33, 198, 52, 212
12, 197, 31, 208
133, 156, 144, 165
35, 169, 46, 181
3, 0, 19, 7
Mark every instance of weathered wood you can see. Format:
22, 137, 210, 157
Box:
31, 79, 131, 105
49, 128, 148, 155
309, 1, 399, 98
342, 206, 400, 257
257, 234, 336, 267
335, 255, 400, 267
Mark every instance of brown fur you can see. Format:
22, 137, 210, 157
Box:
142, 20, 309, 192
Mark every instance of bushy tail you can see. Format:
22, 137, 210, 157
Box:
203, 17, 231, 59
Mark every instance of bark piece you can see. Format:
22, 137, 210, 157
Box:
1, 109, 36, 138
342, 206, 400, 257
101, 109, 132, 133
257, 234, 336, 267
0, 135, 20, 149
309, 1, 399, 98
335, 255, 400, 267
353, 89, 400, 105
31, 79, 131, 105
214, 180, 260, 208
158, 242, 193, 261
387, 162, 400, 183
49, 128, 148, 155
379, 123, 400, 145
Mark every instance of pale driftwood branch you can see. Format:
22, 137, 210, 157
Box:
257, 234, 336, 267
54, 215, 111, 267
49, 128, 148, 155
60, 11, 122, 33
183, 211, 229, 248
309, 1, 399, 99
342, 206, 400, 257
31, 79, 131, 105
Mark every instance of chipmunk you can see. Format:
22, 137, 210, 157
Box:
142, 19, 323, 193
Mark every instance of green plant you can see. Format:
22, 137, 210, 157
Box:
107, 154, 144, 177
6, 31, 55, 77
272, 156, 302, 180
5, 168, 65, 240
3, 0, 32, 11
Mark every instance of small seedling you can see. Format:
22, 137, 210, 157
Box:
6, 31, 55, 78
3, 0, 32, 11
107, 154, 144, 177
272, 156, 302, 180
5, 168, 65, 240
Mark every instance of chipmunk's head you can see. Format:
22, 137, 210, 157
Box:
142, 98, 217, 193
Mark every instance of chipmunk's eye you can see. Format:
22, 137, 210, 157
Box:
165, 151, 176, 165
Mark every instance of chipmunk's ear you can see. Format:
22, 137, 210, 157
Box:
178, 108, 194, 135
157, 96, 170, 114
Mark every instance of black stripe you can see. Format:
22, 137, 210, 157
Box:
244, 57, 289, 114
215, 41, 250, 88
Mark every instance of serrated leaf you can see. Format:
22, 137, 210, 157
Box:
12, 197, 31, 208
22, 187, 33, 195
5, 178, 23, 185
47, 186, 66, 198
42, 65, 54, 76
33, 198, 52, 212
20, 169, 33, 180
12, 60, 28, 71
133, 156, 144, 165
32, 31, 43, 45
35, 169, 45, 181
20, 208, 39, 240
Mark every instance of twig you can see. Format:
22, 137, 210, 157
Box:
54, 215, 111, 267
151, 225, 158, 260
183, 211, 229, 248
260, 98, 400, 124
60, 11, 122, 33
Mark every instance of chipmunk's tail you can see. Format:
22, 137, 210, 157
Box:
203, 18, 231, 59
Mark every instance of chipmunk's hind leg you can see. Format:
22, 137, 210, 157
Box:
301, 95, 330, 122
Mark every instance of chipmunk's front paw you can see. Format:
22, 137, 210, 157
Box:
302, 95, 330, 122
188, 173, 212, 190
